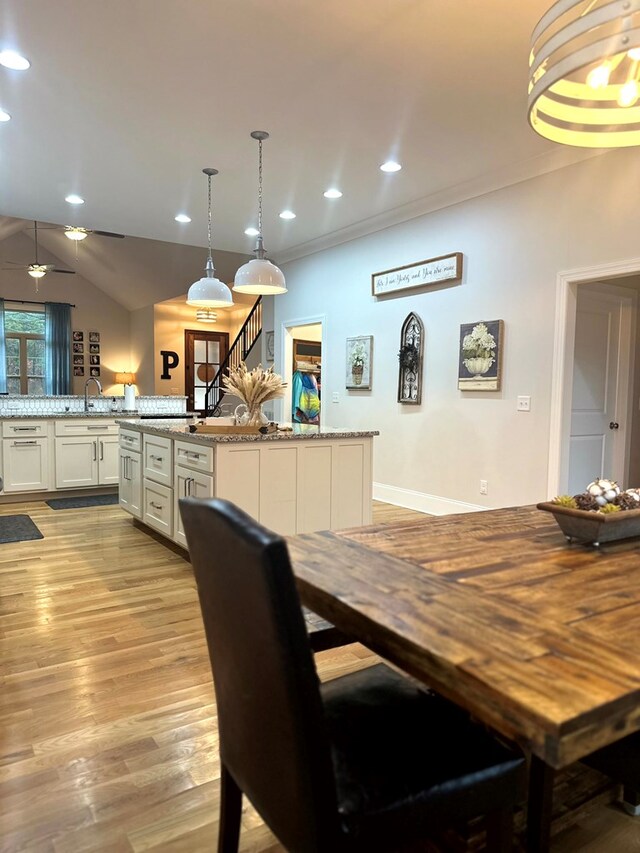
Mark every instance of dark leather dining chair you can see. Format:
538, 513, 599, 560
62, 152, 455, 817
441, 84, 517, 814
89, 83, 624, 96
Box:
179, 497, 526, 852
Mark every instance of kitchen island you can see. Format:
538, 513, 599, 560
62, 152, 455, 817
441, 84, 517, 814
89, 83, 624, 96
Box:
118, 420, 378, 545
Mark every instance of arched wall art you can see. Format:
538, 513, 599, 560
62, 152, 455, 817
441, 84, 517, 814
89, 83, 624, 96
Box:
397, 312, 424, 404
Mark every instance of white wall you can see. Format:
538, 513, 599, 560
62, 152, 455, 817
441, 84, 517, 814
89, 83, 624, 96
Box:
274, 148, 640, 511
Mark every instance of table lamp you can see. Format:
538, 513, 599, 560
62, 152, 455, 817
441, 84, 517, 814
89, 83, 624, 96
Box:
115, 372, 136, 411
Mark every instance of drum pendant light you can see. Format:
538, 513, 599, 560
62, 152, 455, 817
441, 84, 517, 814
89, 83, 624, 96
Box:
233, 131, 287, 295
187, 168, 234, 308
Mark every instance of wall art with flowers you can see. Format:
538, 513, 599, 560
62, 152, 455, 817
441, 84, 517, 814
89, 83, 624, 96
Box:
346, 335, 373, 390
458, 320, 504, 391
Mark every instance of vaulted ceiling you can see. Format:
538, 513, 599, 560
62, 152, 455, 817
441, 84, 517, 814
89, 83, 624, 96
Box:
0, 0, 603, 266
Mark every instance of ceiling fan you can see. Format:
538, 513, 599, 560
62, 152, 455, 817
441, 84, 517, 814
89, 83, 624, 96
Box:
61, 226, 125, 242
2, 221, 76, 281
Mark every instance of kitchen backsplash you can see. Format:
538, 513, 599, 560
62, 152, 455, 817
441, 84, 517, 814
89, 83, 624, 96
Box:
0, 395, 188, 415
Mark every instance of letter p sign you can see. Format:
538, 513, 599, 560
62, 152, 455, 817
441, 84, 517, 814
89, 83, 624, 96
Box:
160, 350, 179, 380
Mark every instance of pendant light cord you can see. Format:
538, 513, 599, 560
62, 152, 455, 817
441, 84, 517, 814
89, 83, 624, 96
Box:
258, 137, 263, 239
207, 172, 213, 262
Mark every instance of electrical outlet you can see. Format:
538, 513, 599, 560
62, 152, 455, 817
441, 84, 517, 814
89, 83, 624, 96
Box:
517, 396, 531, 412
480, 480, 488, 495
332, 392, 339, 403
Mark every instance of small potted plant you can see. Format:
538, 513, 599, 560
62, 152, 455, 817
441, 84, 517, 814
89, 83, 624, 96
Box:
349, 340, 366, 386
461, 322, 496, 377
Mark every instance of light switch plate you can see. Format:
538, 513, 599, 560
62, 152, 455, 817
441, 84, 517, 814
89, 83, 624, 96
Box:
332, 392, 339, 403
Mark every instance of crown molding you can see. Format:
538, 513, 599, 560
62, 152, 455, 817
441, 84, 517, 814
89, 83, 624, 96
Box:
275, 147, 608, 266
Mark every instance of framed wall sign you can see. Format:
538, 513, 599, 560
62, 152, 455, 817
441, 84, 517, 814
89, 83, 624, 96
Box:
458, 320, 504, 391
372, 252, 462, 297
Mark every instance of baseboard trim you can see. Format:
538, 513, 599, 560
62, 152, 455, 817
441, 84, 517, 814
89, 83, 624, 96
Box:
373, 483, 489, 516
0, 486, 117, 505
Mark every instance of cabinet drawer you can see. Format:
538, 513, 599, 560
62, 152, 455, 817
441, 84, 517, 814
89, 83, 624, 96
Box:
55, 419, 118, 437
143, 434, 173, 486
143, 479, 173, 538
119, 428, 142, 452
174, 440, 214, 473
2, 420, 49, 438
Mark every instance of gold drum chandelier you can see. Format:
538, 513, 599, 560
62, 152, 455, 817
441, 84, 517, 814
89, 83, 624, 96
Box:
529, 0, 640, 147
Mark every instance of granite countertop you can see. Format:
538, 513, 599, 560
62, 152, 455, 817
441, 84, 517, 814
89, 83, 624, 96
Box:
118, 419, 379, 444
1, 411, 193, 419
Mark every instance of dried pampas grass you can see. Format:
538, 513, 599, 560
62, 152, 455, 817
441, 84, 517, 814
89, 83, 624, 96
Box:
222, 362, 286, 413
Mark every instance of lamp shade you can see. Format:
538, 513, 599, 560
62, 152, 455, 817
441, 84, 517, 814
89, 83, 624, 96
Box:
529, 0, 640, 147
115, 372, 135, 385
233, 257, 287, 295
187, 274, 234, 307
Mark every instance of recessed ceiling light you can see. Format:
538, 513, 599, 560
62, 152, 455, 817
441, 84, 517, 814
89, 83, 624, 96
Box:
174, 213, 191, 223
380, 160, 402, 173
324, 188, 343, 199
65, 194, 84, 205
244, 227, 260, 236
0, 50, 30, 71
279, 210, 296, 220
0, 108, 11, 122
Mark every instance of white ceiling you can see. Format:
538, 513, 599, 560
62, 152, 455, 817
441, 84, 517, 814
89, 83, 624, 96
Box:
0, 0, 602, 262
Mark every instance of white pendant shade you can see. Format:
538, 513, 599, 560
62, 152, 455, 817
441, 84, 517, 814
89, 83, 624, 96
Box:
233, 257, 287, 295
187, 274, 234, 307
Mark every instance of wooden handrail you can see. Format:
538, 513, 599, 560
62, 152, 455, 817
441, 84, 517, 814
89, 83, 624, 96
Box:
204, 296, 263, 416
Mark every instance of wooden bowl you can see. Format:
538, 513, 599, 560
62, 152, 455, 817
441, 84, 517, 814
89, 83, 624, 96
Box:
537, 501, 640, 546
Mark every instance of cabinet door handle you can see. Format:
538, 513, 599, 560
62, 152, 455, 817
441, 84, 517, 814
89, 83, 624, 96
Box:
13, 440, 37, 446
150, 454, 163, 462
100, 441, 104, 460
13, 426, 37, 431
93, 441, 97, 461
150, 501, 163, 511
87, 425, 104, 430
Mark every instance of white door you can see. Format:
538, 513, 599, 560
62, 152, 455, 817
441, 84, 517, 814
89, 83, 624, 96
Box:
568, 286, 634, 494
55, 436, 98, 488
98, 435, 120, 485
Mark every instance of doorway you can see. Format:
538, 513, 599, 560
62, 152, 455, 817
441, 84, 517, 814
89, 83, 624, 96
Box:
548, 261, 640, 497
279, 316, 325, 425
184, 329, 229, 415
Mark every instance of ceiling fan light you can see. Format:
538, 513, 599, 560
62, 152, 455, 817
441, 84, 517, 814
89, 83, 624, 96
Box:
196, 308, 218, 323
28, 266, 46, 279
233, 257, 287, 295
65, 227, 88, 241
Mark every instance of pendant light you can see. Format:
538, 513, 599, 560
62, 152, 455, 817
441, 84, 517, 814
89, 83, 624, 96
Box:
233, 131, 287, 295
529, 0, 640, 147
187, 168, 234, 307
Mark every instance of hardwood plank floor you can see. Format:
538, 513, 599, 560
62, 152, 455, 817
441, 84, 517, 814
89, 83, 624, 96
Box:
0, 500, 636, 851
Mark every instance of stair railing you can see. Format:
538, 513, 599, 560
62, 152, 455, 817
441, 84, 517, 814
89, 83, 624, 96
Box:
204, 296, 263, 416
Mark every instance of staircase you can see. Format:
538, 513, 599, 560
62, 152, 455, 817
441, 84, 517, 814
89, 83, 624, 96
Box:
204, 296, 262, 416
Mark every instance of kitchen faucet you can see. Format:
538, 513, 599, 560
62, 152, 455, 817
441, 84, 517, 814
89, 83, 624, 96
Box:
84, 377, 103, 411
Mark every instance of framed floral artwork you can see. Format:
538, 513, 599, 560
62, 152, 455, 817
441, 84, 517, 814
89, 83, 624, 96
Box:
346, 335, 373, 390
458, 320, 504, 391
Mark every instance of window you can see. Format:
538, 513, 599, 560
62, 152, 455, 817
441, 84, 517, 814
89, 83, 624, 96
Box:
5, 309, 46, 395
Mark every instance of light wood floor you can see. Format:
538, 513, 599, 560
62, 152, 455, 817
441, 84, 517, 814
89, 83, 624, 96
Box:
0, 499, 636, 851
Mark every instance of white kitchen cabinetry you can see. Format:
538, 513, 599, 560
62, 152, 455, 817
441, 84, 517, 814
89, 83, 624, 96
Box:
2, 436, 50, 492
55, 432, 120, 489
119, 449, 142, 518
143, 479, 173, 537
173, 465, 214, 547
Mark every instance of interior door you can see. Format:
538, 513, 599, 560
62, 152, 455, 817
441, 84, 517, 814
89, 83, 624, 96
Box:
184, 330, 229, 415
568, 287, 633, 494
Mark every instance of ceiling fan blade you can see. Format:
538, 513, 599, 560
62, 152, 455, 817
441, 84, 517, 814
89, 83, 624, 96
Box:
4, 260, 26, 265
51, 268, 76, 275
2, 266, 27, 271
92, 230, 126, 239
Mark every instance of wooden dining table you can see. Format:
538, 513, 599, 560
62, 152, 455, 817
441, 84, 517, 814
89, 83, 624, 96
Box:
287, 504, 640, 851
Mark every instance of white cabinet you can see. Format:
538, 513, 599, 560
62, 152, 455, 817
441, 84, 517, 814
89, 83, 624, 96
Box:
174, 465, 214, 547
143, 479, 173, 537
143, 435, 173, 487
98, 435, 120, 485
2, 436, 49, 492
55, 436, 98, 488
55, 434, 121, 488
119, 449, 142, 518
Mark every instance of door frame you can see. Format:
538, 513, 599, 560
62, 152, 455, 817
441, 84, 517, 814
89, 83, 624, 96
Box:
278, 314, 326, 425
548, 258, 640, 498
184, 329, 229, 414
